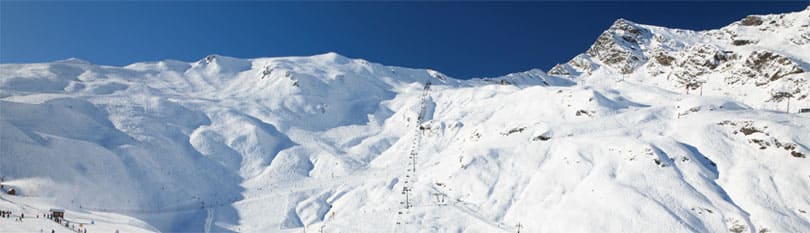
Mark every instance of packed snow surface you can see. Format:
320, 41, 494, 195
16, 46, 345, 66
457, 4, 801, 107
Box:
2, 7, 810, 233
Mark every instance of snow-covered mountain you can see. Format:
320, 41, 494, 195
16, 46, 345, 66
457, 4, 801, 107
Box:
549, 7, 810, 110
1, 7, 809, 233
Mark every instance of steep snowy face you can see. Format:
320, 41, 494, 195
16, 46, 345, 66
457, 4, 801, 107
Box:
551, 7, 810, 109
1, 7, 810, 233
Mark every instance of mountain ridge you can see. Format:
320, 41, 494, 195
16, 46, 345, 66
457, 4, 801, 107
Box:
1, 7, 809, 233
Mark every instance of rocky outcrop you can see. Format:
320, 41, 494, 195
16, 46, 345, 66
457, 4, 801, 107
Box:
740, 16, 764, 26
724, 51, 805, 87
549, 54, 597, 76
585, 19, 650, 74
550, 7, 810, 108
744, 51, 803, 81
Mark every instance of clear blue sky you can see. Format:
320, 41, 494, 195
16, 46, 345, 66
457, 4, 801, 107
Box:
1, 1, 807, 78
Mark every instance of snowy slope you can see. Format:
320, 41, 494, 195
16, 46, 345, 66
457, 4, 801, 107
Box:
1, 7, 810, 233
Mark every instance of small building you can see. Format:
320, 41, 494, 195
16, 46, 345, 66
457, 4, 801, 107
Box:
800, 108, 810, 113
49, 209, 65, 219
6, 188, 15, 195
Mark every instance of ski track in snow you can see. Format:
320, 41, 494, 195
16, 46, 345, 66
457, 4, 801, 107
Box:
204, 208, 213, 233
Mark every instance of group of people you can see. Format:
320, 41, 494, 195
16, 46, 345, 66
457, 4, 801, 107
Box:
38, 222, 89, 233
63, 222, 88, 233
46, 214, 92, 233
0, 210, 25, 221
0, 210, 12, 218
0, 208, 103, 233
1, 208, 97, 233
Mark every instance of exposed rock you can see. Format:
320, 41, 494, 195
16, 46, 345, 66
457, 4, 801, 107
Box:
549, 54, 596, 77
549, 64, 570, 76
732, 39, 756, 46
532, 135, 551, 141
501, 127, 526, 136
654, 52, 675, 66
575, 109, 594, 117
551, 9, 810, 109
740, 125, 762, 136
741, 16, 764, 26
744, 51, 804, 81
585, 19, 650, 74
666, 45, 731, 89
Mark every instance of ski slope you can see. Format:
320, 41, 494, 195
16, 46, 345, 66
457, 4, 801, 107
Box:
1, 7, 809, 233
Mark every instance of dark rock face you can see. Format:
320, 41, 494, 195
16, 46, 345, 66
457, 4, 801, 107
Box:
654, 53, 675, 66
732, 40, 756, 46
741, 16, 764, 26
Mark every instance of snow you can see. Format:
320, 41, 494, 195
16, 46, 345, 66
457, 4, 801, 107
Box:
1, 7, 809, 233
0, 195, 155, 233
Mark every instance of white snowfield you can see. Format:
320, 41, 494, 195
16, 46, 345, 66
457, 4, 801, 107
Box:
2, 7, 810, 233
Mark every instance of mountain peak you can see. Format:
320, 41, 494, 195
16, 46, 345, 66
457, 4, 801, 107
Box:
57, 57, 92, 65
609, 18, 642, 31
583, 18, 651, 74
312, 52, 353, 64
